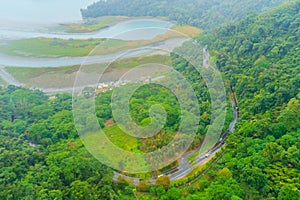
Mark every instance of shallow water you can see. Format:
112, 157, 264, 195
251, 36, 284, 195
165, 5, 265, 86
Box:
0, 0, 97, 24
0, 38, 186, 67
0, 19, 173, 40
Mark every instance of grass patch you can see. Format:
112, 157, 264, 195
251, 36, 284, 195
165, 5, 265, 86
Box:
0, 38, 110, 57
0, 77, 7, 86
60, 16, 129, 33
188, 151, 199, 162
81, 129, 150, 173
0, 37, 157, 58
1, 37, 162, 58
5, 54, 171, 88
5, 65, 79, 82
5, 54, 170, 80
0, 25, 190, 58
103, 124, 140, 152
109, 54, 172, 69
4, 65, 83, 88
171, 25, 202, 37
0, 20, 202, 58
187, 148, 207, 164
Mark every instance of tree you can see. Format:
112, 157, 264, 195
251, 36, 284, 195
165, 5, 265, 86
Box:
138, 179, 151, 191
160, 187, 181, 200
155, 176, 170, 191
217, 167, 232, 179
204, 178, 244, 200
82, 87, 95, 99
277, 98, 300, 131
68, 180, 96, 200
264, 142, 285, 163
278, 184, 300, 200
239, 165, 267, 190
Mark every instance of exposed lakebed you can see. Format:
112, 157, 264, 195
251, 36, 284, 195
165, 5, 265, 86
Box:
0, 18, 189, 91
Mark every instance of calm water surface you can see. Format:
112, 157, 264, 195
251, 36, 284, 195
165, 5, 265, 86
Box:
0, 19, 173, 40
0, 0, 97, 24
0, 1, 172, 40
0, 1, 176, 67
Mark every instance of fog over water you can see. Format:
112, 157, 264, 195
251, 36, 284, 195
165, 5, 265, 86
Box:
0, 0, 97, 27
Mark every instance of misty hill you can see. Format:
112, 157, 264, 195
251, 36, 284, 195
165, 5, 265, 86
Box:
0, 1, 299, 199
81, 0, 291, 29
192, 1, 300, 198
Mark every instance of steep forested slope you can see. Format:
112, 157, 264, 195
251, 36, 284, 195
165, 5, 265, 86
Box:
0, 86, 118, 199
81, 0, 291, 29
137, 1, 299, 199
0, 1, 299, 199
198, 0, 300, 119
183, 1, 300, 199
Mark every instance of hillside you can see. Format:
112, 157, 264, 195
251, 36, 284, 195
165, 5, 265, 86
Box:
137, 1, 299, 198
122, 0, 299, 198
0, 1, 299, 200
187, 1, 300, 199
81, 0, 291, 29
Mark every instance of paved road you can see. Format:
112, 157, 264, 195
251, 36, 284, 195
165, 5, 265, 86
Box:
229, 100, 238, 132
203, 45, 216, 71
113, 48, 239, 185
114, 100, 237, 184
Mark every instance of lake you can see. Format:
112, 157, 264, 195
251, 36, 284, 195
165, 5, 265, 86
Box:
0, 0, 97, 24
0, 1, 177, 67
0, 38, 186, 67
0, 19, 173, 40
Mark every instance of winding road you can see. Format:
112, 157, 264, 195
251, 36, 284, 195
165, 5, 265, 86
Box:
1, 20, 238, 185
113, 97, 238, 184
113, 49, 239, 185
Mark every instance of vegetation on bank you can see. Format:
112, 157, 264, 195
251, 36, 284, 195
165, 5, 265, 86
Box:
0, 24, 201, 58
171, 25, 202, 37
0, 77, 7, 86
123, 1, 300, 199
60, 16, 129, 33
0, 38, 118, 58
0, 1, 299, 200
4, 54, 171, 88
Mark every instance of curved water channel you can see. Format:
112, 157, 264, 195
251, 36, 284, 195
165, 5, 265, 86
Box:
0, 19, 178, 68
0, 19, 173, 41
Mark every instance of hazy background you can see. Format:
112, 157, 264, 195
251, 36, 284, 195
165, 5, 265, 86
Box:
0, 0, 97, 25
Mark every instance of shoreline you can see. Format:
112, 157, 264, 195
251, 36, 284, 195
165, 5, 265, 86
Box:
0, 17, 174, 41
60, 16, 175, 34
0, 37, 187, 67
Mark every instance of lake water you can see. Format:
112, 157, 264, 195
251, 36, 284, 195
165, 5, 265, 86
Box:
0, 0, 97, 24
0, 1, 172, 40
0, 38, 186, 67
0, 19, 173, 40
0, 1, 176, 67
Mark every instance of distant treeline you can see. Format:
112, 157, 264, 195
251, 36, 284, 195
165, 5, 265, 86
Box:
81, 0, 291, 29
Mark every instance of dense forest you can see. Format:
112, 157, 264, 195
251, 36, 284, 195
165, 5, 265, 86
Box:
0, 87, 119, 199
90, 0, 298, 199
142, 1, 300, 199
81, 0, 291, 29
153, 1, 300, 199
1, 0, 299, 200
